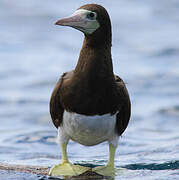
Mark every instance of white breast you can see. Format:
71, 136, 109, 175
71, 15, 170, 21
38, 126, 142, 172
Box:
60, 110, 118, 146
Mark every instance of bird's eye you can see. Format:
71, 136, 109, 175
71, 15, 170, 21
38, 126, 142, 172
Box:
89, 12, 94, 18
87, 12, 96, 20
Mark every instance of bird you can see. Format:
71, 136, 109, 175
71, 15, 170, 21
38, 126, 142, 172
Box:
49, 4, 131, 177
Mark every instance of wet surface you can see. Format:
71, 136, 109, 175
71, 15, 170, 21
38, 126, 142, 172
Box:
0, 0, 179, 179
0, 170, 43, 180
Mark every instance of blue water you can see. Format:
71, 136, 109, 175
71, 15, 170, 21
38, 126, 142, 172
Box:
0, 0, 179, 179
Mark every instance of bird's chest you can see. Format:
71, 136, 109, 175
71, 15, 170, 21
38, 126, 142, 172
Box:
62, 111, 116, 146
61, 84, 116, 115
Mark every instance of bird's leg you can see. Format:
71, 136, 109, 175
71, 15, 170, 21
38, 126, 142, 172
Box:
60, 142, 69, 163
49, 143, 90, 176
92, 143, 117, 176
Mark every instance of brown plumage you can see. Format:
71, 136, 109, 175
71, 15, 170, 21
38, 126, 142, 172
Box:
50, 4, 131, 136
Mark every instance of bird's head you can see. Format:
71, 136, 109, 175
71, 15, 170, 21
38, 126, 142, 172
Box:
55, 4, 112, 46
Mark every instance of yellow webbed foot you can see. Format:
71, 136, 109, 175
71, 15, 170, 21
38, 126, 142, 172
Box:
49, 162, 90, 176
92, 144, 117, 177
92, 165, 115, 177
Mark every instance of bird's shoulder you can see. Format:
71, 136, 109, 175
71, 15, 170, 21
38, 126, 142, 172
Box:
114, 75, 129, 97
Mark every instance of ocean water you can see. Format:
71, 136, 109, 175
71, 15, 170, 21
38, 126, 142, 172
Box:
0, 0, 179, 179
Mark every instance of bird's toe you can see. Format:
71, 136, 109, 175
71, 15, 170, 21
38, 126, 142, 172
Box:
49, 162, 90, 176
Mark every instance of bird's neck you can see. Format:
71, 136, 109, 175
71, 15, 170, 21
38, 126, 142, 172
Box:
74, 36, 114, 83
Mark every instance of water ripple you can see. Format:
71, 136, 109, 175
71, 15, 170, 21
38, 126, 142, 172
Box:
5, 131, 56, 145
124, 160, 179, 170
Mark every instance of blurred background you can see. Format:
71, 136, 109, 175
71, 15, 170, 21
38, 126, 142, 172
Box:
0, 0, 179, 179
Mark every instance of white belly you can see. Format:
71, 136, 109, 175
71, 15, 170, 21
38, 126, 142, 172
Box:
60, 110, 118, 146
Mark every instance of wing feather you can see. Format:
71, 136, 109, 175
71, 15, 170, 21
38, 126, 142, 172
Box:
115, 75, 131, 135
49, 73, 67, 128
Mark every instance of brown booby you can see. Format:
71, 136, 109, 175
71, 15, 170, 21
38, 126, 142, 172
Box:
49, 4, 131, 177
